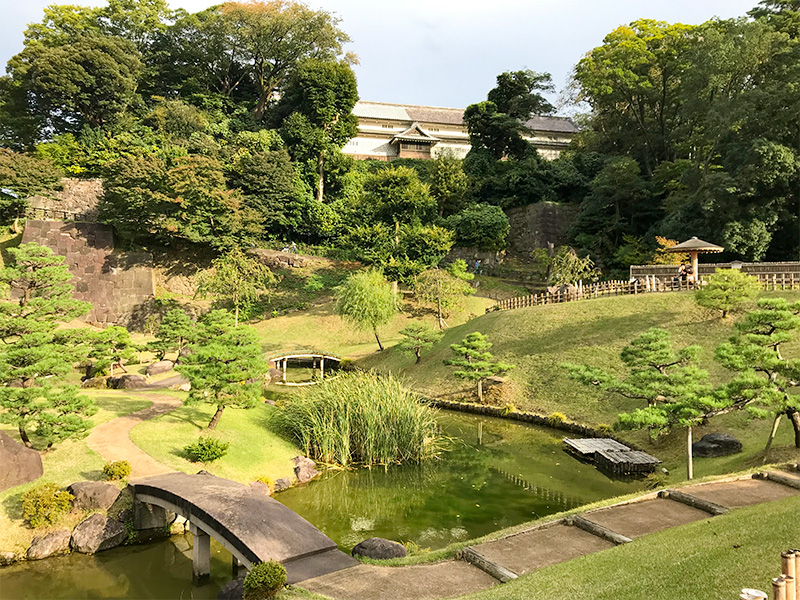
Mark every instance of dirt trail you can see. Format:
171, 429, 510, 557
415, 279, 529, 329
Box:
86, 393, 182, 479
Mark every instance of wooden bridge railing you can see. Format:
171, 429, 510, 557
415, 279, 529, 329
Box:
492, 273, 800, 312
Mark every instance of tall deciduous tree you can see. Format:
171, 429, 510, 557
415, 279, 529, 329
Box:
335, 270, 397, 351
415, 263, 475, 329
175, 310, 267, 429
566, 328, 718, 479
715, 298, 800, 455
196, 248, 276, 326
445, 332, 514, 402
276, 58, 358, 203
0, 243, 95, 449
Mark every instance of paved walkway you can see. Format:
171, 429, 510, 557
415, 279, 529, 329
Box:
86, 392, 182, 478
298, 469, 800, 600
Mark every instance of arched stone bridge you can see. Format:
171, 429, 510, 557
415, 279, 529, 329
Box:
131, 472, 357, 583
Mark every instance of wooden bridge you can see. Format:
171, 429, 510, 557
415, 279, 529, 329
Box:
131, 472, 357, 583
269, 353, 342, 386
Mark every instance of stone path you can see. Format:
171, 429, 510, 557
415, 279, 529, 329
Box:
297, 471, 800, 600
86, 392, 182, 479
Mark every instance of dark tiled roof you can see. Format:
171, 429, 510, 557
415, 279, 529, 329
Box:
525, 115, 579, 134
405, 106, 465, 126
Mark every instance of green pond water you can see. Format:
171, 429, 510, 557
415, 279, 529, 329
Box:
0, 411, 646, 599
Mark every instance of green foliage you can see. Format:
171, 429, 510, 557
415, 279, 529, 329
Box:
21, 484, 74, 529
0, 243, 95, 449
535, 246, 598, 285
361, 167, 436, 227
444, 204, 509, 251
0, 149, 63, 219
547, 412, 567, 425
175, 310, 268, 429
103, 460, 132, 480
398, 323, 444, 364
694, 269, 761, 318
88, 325, 137, 375
196, 248, 276, 326
147, 308, 193, 360
243, 560, 287, 600
445, 332, 515, 401
184, 436, 230, 462
415, 267, 476, 328
430, 154, 468, 217
271, 372, 445, 467
335, 270, 398, 350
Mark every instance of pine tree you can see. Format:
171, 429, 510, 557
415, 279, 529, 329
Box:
89, 325, 138, 376
715, 298, 800, 458
566, 328, 723, 479
175, 310, 267, 429
0, 243, 95, 449
445, 332, 514, 402
695, 269, 761, 318
398, 323, 443, 364
147, 308, 193, 360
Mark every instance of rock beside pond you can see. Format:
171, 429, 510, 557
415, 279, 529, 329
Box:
146, 360, 174, 376
352, 537, 407, 560
692, 433, 743, 457
108, 374, 148, 389
27, 530, 71, 560
0, 430, 43, 492
274, 477, 292, 492
217, 576, 244, 600
292, 456, 320, 484
250, 481, 272, 496
67, 481, 121, 511
71, 514, 127, 554
81, 376, 108, 388
0, 551, 16, 565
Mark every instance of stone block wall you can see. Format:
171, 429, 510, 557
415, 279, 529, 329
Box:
26, 178, 103, 221
20, 220, 154, 325
505, 201, 578, 256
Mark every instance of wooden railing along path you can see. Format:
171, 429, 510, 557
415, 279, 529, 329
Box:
492, 273, 800, 312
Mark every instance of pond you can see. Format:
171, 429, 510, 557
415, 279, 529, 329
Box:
0, 410, 647, 598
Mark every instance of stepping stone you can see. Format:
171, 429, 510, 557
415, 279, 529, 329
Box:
299, 561, 497, 600
685, 478, 798, 508
471, 523, 614, 576
581, 498, 710, 539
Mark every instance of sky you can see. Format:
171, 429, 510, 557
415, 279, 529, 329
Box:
1, 0, 761, 112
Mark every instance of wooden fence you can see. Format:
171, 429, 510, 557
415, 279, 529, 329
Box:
492, 273, 800, 312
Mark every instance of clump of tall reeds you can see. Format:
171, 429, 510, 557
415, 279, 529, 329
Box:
271, 372, 445, 467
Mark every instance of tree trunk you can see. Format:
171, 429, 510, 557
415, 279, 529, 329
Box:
477, 380, 483, 403
316, 152, 324, 202
763, 412, 783, 464
18, 424, 32, 448
788, 409, 800, 449
374, 329, 384, 351
686, 426, 693, 481
208, 405, 225, 430
415, 348, 421, 364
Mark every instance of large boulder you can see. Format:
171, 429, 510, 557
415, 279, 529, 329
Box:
249, 481, 272, 496
67, 481, 121, 511
0, 430, 43, 492
292, 456, 320, 484
81, 376, 108, 389
27, 530, 71, 560
0, 551, 16, 565
107, 374, 148, 389
692, 432, 743, 458
218, 576, 244, 600
351, 537, 407, 560
146, 360, 174, 376
70, 514, 127, 554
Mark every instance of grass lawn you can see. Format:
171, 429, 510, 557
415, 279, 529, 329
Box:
129, 401, 300, 483
456, 493, 800, 600
360, 291, 800, 483
0, 391, 152, 555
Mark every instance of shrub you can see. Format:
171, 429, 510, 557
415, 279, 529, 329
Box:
271, 372, 445, 467
444, 204, 509, 251
243, 560, 287, 600
596, 423, 615, 437
21, 484, 74, 528
184, 437, 230, 462
103, 460, 132, 480
256, 476, 275, 492
547, 412, 567, 426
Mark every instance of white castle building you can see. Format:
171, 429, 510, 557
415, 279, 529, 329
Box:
342, 101, 578, 161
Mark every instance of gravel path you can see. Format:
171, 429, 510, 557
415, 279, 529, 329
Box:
86, 393, 182, 479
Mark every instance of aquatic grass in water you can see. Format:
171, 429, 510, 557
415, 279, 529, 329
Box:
271, 372, 444, 466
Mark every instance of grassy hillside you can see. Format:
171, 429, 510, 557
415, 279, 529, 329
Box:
360, 291, 800, 479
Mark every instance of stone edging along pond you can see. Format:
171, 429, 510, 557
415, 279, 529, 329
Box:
423, 397, 647, 452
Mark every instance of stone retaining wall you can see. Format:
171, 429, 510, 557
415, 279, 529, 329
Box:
21, 220, 154, 325
506, 202, 578, 256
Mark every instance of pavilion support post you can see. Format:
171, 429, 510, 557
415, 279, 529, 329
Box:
320, 357, 325, 379
282, 359, 287, 383
190, 523, 211, 582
